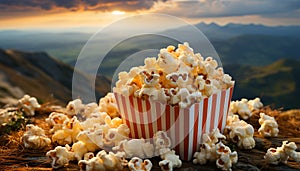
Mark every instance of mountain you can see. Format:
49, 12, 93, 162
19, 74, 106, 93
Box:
195, 22, 300, 40
0, 49, 111, 106
224, 58, 300, 110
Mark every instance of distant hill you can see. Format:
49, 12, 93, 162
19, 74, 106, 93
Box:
0, 49, 111, 106
224, 58, 300, 110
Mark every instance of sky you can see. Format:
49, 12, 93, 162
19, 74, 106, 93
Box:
0, 0, 299, 32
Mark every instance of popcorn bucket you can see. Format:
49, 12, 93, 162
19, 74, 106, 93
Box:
114, 86, 234, 161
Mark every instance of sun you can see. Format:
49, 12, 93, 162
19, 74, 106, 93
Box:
111, 10, 125, 15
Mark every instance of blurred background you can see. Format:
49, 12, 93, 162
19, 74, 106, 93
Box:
0, 0, 299, 109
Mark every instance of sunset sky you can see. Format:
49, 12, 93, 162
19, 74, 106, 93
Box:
0, 0, 299, 32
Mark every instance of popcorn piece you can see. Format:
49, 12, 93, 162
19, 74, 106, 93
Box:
18, 94, 40, 116
82, 102, 99, 118
99, 93, 120, 118
258, 113, 279, 137
0, 108, 19, 126
46, 145, 75, 169
128, 157, 152, 171
83, 152, 95, 161
264, 141, 300, 165
66, 99, 84, 116
248, 97, 263, 111
193, 128, 226, 165
215, 142, 238, 171
52, 116, 82, 145
113, 139, 154, 159
46, 112, 69, 133
153, 131, 172, 156
159, 150, 182, 171
229, 99, 252, 120
78, 150, 127, 171
21, 124, 51, 149
80, 112, 108, 130
224, 115, 255, 149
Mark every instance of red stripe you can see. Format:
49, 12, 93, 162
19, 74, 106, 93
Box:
166, 105, 171, 130
146, 101, 153, 138
193, 103, 199, 156
120, 94, 132, 137
137, 98, 146, 138
210, 94, 217, 130
202, 98, 208, 134
183, 108, 190, 160
156, 102, 162, 132
218, 90, 226, 130
174, 106, 180, 154
129, 96, 139, 138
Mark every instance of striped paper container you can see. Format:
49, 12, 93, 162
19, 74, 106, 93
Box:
114, 86, 233, 161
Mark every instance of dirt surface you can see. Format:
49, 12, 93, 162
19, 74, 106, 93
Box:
0, 106, 299, 171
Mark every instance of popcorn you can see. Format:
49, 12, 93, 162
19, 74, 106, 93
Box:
83, 152, 95, 161
224, 115, 255, 149
159, 150, 182, 171
114, 42, 234, 108
193, 129, 237, 171
113, 138, 155, 159
215, 142, 238, 171
46, 112, 69, 133
229, 99, 252, 120
80, 112, 108, 130
153, 131, 172, 156
18, 94, 40, 116
99, 93, 120, 118
248, 97, 263, 111
52, 116, 82, 145
258, 113, 279, 137
46, 145, 75, 169
0, 108, 19, 126
66, 99, 84, 116
21, 124, 51, 149
193, 128, 226, 165
82, 102, 99, 118
79, 150, 127, 171
128, 157, 152, 171
264, 141, 300, 164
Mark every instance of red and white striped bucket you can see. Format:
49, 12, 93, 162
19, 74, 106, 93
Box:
114, 86, 233, 161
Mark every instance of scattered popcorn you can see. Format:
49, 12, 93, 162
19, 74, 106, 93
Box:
46, 145, 75, 169
114, 42, 234, 108
18, 94, 40, 116
224, 115, 255, 149
193, 129, 237, 171
159, 150, 182, 171
128, 157, 152, 171
52, 116, 82, 145
45, 112, 69, 133
265, 141, 300, 165
78, 150, 127, 171
80, 112, 108, 130
258, 113, 279, 137
153, 131, 172, 156
229, 99, 252, 120
248, 97, 263, 111
82, 102, 99, 118
193, 128, 226, 165
229, 97, 264, 120
215, 142, 238, 171
21, 124, 51, 149
99, 92, 120, 118
113, 138, 154, 159
0, 108, 19, 126
66, 99, 84, 116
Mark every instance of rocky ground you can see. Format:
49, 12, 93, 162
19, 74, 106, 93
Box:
0, 105, 299, 171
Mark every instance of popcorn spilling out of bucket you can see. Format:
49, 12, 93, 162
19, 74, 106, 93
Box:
113, 42, 235, 161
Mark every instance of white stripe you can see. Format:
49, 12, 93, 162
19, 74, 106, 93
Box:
198, 100, 203, 143
141, 100, 150, 139
205, 96, 212, 133
188, 106, 194, 161
152, 102, 158, 133
133, 98, 142, 138
179, 108, 185, 160
124, 96, 135, 138
221, 88, 230, 131
161, 105, 167, 131
169, 106, 175, 148
214, 91, 221, 128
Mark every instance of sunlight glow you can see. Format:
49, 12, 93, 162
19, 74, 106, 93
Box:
111, 10, 125, 15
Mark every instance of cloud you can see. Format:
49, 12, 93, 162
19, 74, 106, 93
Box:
150, 0, 300, 18
0, 0, 164, 12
